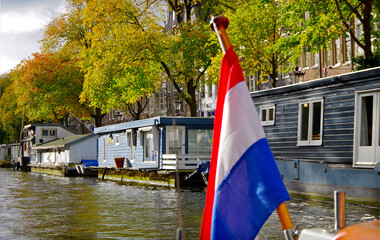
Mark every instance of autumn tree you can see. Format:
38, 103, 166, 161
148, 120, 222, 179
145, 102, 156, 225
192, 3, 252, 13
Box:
78, 0, 220, 117
219, 0, 297, 87
13, 52, 87, 124
78, 0, 163, 120
0, 73, 24, 143
162, 0, 220, 116
282, 0, 380, 69
40, 0, 106, 126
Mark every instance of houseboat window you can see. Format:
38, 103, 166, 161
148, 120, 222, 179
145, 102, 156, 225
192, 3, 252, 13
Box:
354, 90, 379, 166
42, 130, 49, 137
312, 102, 322, 140
50, 129, 56, 137
260, 105, 275, 126
360, 95, 373, 146
261, 109, 267, 122
42, 129, 56, 137
298, 98, 323, 145
114, 134, 120, 146
143, 130, 154, 161
188, 129, 213, 155
167, 127, 184, 154
126, 130, 135, 161
103, 138, 107, 162
300, 103, 309, 141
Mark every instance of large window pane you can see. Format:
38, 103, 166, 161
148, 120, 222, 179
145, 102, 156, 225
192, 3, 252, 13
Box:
301, 103, 310, 141
269, 108, 274, 121
188, 129, 213, 155
167, 128, 183, 154
312, 102, 321, 140
360, 96, 373, 146
261, 109, 267, 122
143, 131, 153, 160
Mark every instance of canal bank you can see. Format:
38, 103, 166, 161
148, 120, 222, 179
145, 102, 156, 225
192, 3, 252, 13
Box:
97, 167, 206, 188
28, 163, 206, 188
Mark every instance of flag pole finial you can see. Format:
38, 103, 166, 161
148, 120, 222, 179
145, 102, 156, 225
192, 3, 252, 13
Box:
210, 16, 232, 53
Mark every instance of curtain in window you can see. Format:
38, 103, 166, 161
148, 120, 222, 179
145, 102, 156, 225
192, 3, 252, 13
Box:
360, 96, 373, 146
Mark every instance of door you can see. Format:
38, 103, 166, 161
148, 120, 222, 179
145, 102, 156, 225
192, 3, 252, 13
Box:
354, 90, 380, 166
166, 126, 186, 154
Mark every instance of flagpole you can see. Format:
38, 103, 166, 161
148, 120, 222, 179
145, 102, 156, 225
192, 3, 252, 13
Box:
210, 15, 296, 240
210, 16, 231, 53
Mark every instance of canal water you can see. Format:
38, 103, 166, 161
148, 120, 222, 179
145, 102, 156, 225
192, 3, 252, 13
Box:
0, 168, 378, 239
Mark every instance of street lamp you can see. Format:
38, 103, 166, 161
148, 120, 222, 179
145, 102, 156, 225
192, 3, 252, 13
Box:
174, 100, 183, 116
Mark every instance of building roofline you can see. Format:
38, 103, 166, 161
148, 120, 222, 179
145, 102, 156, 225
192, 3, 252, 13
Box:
94, 117, 214, 134
251, 66, 380, 98
23, 123, 77, 134
33, 134, 95, 150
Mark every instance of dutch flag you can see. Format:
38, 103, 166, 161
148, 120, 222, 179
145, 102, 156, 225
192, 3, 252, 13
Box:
200, 47, 290, 240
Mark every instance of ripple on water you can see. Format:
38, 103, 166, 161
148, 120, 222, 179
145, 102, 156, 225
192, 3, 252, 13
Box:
0, 169, 378, 239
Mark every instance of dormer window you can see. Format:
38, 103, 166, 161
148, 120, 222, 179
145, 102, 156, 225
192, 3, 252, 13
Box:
42, 128, 57, 137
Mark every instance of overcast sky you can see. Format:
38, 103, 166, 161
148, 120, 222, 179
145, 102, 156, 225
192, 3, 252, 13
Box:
0, 0, 66, 74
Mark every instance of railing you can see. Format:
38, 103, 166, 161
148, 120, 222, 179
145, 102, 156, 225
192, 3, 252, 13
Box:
162, 154, 210, 170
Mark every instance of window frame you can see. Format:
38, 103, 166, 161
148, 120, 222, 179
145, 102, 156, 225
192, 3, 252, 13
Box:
114, 134, 120, 146
297, 98, 324, 146
260, 105, 276, 126
138, 127, 157, 162
126, 129, 135, 162
41, 128, 57, 138
102, 137, 107, 162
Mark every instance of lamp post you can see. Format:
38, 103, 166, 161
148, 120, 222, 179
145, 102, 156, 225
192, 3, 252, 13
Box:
174, 100, 183, 116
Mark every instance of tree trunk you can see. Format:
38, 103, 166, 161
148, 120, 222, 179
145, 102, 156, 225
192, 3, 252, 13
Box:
185, 77, 197, 116
91, 107, 104, 127
362, 0, 373, 59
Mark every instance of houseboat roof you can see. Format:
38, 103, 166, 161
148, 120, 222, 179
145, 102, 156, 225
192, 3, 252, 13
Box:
23, 123, 77, 134
251, 66, 380, 97
94, 117, 214, 134
33, 134, 95, 150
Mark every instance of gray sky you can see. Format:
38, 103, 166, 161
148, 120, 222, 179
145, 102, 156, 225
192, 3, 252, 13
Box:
0, 0, 66, 74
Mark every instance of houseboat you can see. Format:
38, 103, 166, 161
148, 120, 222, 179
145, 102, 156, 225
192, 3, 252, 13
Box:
0, 143, 20, 167
251, 67, 380, 201
94, 117, 214, 186
31, 134, 98, 176
18, 123, 79, 173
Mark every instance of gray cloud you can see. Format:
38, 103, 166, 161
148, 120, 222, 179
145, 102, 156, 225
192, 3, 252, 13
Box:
1, 0, 64, 14
0, 0, 66, 74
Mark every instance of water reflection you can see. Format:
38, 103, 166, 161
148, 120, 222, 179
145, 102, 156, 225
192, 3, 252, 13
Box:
0, 169, 378, 239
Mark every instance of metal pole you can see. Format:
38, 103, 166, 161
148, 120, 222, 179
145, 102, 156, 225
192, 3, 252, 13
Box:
211, 17, 226, 53
334, 191, 346, 231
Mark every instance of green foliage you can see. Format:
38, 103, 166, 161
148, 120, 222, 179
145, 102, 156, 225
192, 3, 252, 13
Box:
0, 74, 24, 143
79, 0, 163, 112
352, 54, 380, 70
220, 0, 297, 86
12, 52, 88, 123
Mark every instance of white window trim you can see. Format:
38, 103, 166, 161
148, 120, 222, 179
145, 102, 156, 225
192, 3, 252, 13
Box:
138, 127, 153, 146
41, 128, 57, 138
297, 98, 324, 146
260, 105, 275, 126
126, 129, 135, 162
114, 134, 120, 146
103, 137, 107, 163
138, 126, 158, 163
353, 89, 380, 167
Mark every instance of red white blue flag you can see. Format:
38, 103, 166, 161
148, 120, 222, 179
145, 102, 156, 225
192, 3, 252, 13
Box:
200, 47, 290, 240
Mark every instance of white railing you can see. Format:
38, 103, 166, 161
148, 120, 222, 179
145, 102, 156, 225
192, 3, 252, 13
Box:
162, 154, 210, 170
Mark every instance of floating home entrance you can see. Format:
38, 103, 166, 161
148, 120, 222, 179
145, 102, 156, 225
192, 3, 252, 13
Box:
354, 90, 380, 166
166, 126, 185, 154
